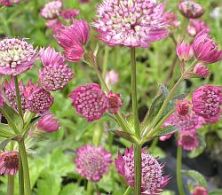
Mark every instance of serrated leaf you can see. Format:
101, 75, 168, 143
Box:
182, 170, 207, 187
157, 126, 178, 137
110, 130, 136, 143
188, 134, 206, 158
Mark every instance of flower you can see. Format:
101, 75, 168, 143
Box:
187, 19, 209, 37
178, 0, 204, 19
176, 41, 193, 61
93, 0, 168, 48
193, 63, 209, 78
115, 147, 168, 194
0, 151, 19, 175
176, 99, 190, 116
192, 31, 222, 64
0, 0, 19, 6
192, 85, 222, 123
192, 186, 208, 195
105, 70, 119, 86
46, 19, 63, 33
60, 9, 79, 19
37, 113, 60, 133
3, 79, 27, 110
164, 12, 180, 28
41, 0, 62, 19
24, 82, 54, 114
107, 92, 122, 114
39, 47, 73, 91
69, 83, 108, 121
75, 145, 112, 182
178, 130, 199, 151
0, 38, 36, 76
159, 133, 173, 141
54, 20, 90, 62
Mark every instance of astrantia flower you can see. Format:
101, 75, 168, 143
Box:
0, 38, 36, 76
187, 19, 209, 37
176, 41, 193, 62
115, 147, 168, 194
93, 0, 168, 48
176, 99, 190, 116
0, 151, 19, 175
164, 12, 180, 28
46, 19, 63, 33
178, 130, 199, 151
39, 47, 73, 91
60, 9, 79, 19
41, 0, 62, 19
192, 186, 208, 195
3, 80, 27, 110
0, 0, 19, 6
75, 145, 112, 182
192, 31, 222, 64
193, 63, 209, 78
37, 113, 60, 133
107, 92, 122, 114
69, 83, 108, 121
192, 85, 222, 123
105, 70, 119, 86
24, 82, 54, 114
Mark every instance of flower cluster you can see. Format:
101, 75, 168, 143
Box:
0, 0, 19, 6
41, 0, 62, 19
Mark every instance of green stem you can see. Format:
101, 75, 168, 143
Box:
123, 186, 133, 195
177, 146, 185, 195
131, 48, 140, 138
93, 124, 103, 146
86, 181, 93, 195
14, 76, 24, 122
102, 46, 110, 78
18, 140, 31, 195
19, 158, 24, 195
7, 175, 14, 195
134, 144, 142, 195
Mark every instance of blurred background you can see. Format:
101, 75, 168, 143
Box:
0, 0, 222, 194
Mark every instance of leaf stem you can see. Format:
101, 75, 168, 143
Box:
134, 144, 142, 195
123, 186, 132, 195
7, 175, 14, 195
18, 157, 24, 195
177, 146, 185, 195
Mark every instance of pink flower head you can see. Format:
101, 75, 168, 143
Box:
159, 133, 173, 141
24, 82, 54, 114
187, 19, 210, 37
107, 92, 122, 114
192, 186, 208, 195
3, 79, 27, 110
37, 113, 60, 133
193, 63, 209, 78
105, 70, 119, 86
164, 12, 180, 28
115, 147, 168, 194
0, 0, 19, 6
79, 0, 90, 3
39, 47, 73, 91
60, 9, 79, 20
178, 130, 199, 151
192, 85, 222, 123
93, 0, 169, 48
46, 19, 63, 33
0, 38, 36, 76
176, 41, 193, 61
176, 99, 190, 116
69, 83, 108, 122
41, 0, 62, 19
0, 151, 19, 175
192, 31, 222, 64
178, 0, 204, 19
75, 145, 112, 182
54, 20, 89, 62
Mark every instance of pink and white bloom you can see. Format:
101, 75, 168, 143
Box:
105, 70, 119, 86
107, 92, 122, 114
176, 41, 193, 61
115, 147, 168, 194
39, 47, 73, 91
41, 0, 62, 19
69, 83, 108, 122
0, 151, 19, 175
0, 38, 36, 76
193, 63, 209, 78
178, 0, 204, 19
187, 19, 210, 37
192, 31, 222, 64
60, 9, 79, 19
75, 145, 112, 182
46, 19, 63, 33
178, 130, 199, 151
192, 186, 208, 195
0, 0, 19, 6
37, 113, 60, 133
164, 12, 180, 28
192, 85, 222, 123
93, 0, 168, 48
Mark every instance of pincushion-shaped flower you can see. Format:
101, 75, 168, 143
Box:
0, 38, 36, 76
107, 92, 122, 114
37, 113, 60, 133
192, 186, 208, 195
41, 0, 62, 19
178, 130, 199, 151
61, 9, 79, 19
115, 147, 168, 194
187, 19, 209, 37
192, 31, 222, 64
75, 145, 112, 182
193, 63, 209, 78
176, 99, 190, 116
0, 0, 19, 6
69, 83, 108, 122
176, 41, 193, 62
192, 85, 222, 123
39, 47, 73, 91
0, 151, 19, 175
3, 80, 27, 110
93, 0, 168, 48
24, 82, 54, 114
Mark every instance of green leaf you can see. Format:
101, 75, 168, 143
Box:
156, 126, 177, 137
110, 130, 136, 143
0, 138, 11, 150
0, 123, 15, 138
59, 184, 84, 195
182, 170, 207, 187
188, 134, 206, 158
